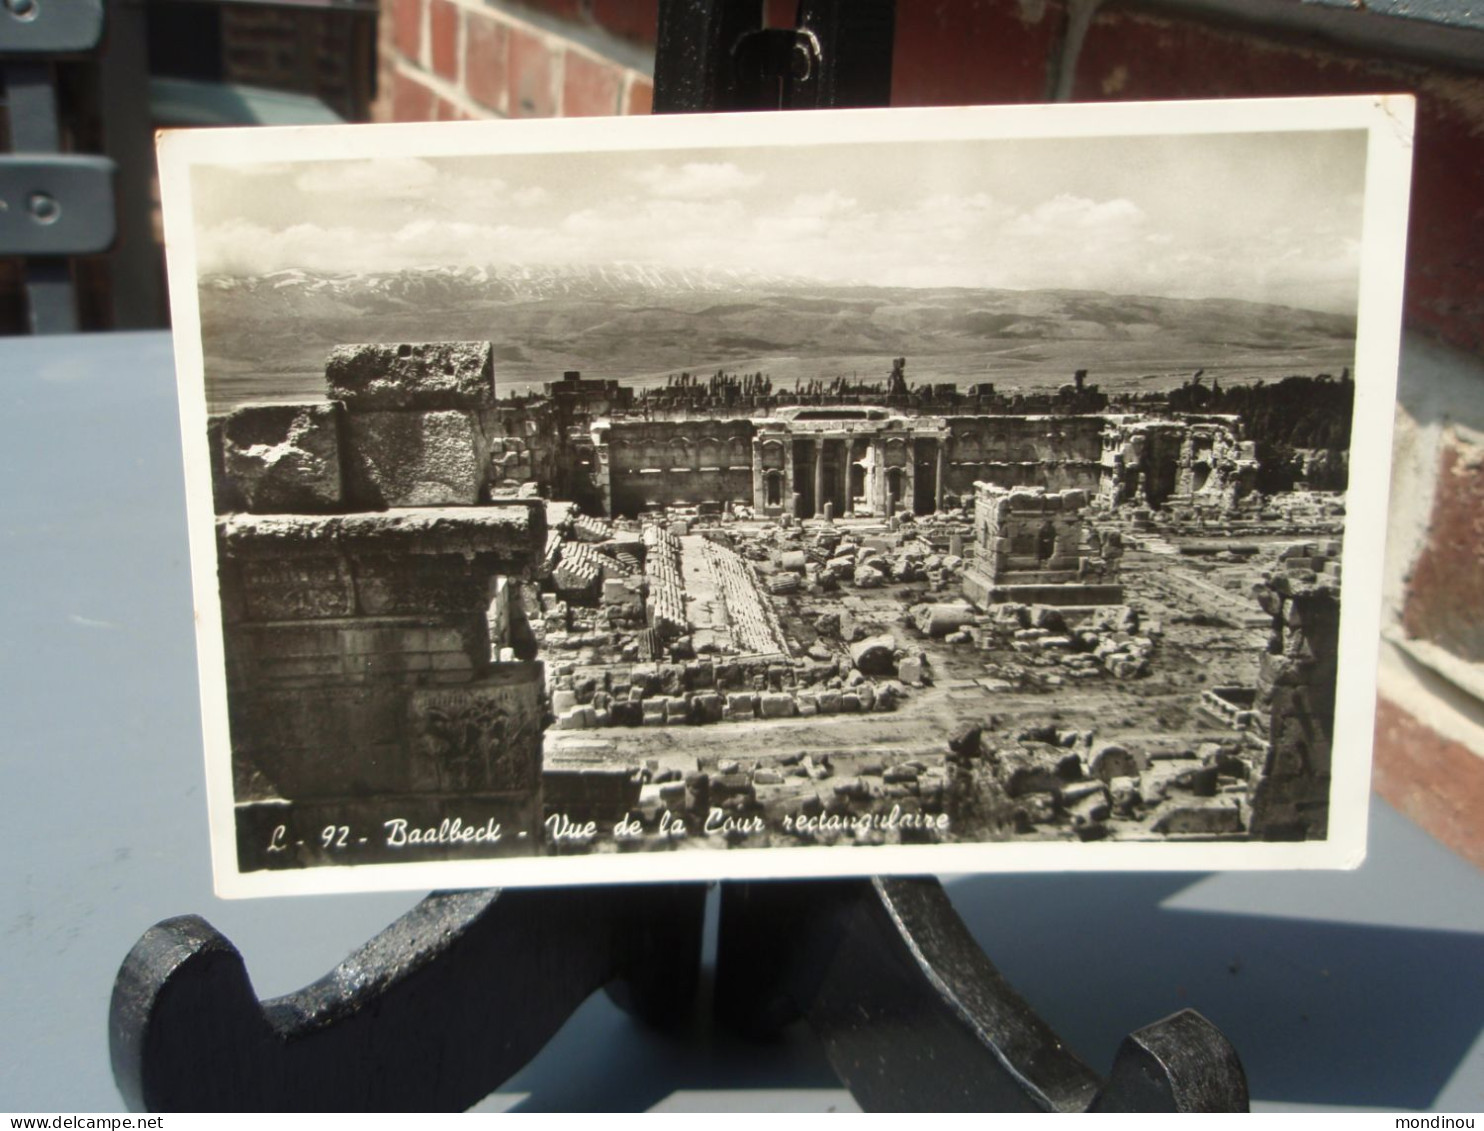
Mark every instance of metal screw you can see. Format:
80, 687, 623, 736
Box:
27, 191, 60, 225
6, 0, 39, 22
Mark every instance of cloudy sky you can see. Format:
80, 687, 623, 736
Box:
191, 129, 1368, 313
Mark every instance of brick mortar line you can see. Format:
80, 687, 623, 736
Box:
394, 6, 654, 117
621, 69, 649, 114
551, 28, 568, 117
394, 57, 500, 120
441, 0, 654, 78
1373, 697, 1484, 872
419, 0, 433, 74
1377, 638, 1484, 760
455, 0, 467, 95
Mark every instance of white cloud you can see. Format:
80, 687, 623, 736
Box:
294, 157, 444, 197
1008, 193, 1145, 237
787, 190, 857, 217
628, 161, 763, 199
198, 218, 373, 275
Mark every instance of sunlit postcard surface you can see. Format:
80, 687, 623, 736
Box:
158, 96, 1413, 897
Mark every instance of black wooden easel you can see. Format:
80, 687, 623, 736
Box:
109, 1, 1249, 1111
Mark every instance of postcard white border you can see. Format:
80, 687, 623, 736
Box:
158, 95, 1414, 899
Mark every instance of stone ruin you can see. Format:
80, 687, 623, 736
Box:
1097, 416, 1257, 512
210, 342, 549, 872
1248, 542, 1342, 840
206, 338, 1345, 854
961, 483, 1124, 609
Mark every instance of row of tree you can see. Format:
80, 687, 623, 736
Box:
1168, 372, 1353, 451
1167, 371, 1354, 492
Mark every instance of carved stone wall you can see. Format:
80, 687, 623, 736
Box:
1249, 549, 1342, 840
596, 419, 757, 515
970, 484, 1090, 580
962, 484, 1123, 609
1099, 416, 1251, 510
212, 341, 551, 872
223, 506, 547, 871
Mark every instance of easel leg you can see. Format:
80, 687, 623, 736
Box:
109, 884, 706, 1112
714, 877, 1248, 1112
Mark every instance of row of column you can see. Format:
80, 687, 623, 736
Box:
750, 434, 950, 518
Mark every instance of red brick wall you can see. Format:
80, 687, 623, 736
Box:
375, 0, 654, 122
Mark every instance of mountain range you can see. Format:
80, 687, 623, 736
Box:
197, 263, 1357, 412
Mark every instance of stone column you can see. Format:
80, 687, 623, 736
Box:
595, 436, 613, 517
845, 442, 857, 517
872, 438, 885, 515
783, 437, 795, 512
935, 438, 947, 513
813, 438, 825, 520
751, 439, 766, 512
1250, 569, 1339, 841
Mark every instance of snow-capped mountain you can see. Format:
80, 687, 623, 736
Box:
199, 263, 817, 310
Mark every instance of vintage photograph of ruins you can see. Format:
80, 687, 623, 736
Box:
160, 100, 1409, 893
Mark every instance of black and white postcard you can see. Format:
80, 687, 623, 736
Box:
159, 96, 1413, 897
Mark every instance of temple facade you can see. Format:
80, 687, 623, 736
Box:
591, 406, 1243, 520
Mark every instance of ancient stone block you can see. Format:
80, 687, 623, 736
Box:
1001, 751, 1061, 797
914, 603, 977, 637
659, 664, 686, 695
726, 692, 756, 718
1153, 799, 1244, 836
326, 341, 495, 410
897, 656, 923, 685
231, 684, 411, 798
693, 692, 724, 724
710, 772, 754, 804
1089, 742, 1138, 783
1028, 605, 1066, 631
408, 673, 543, 793
849, 634, 897, 675
1169, 764, 1220, 797
221, 505, 543, 582
345, 410, 484, 507
759, 692, 796, 718
542, 765, 642, 825
222, 402, 344, 514
1068, 789, 1111, 826
1060, 780, 1106, 806
610, 699, 643, 727
874, 681, 903, 711
1109, 776, 1141, 816
208, 415, 246, 514
353, 553, 489, 617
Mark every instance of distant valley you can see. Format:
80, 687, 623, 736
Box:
197, 264, 1357, 412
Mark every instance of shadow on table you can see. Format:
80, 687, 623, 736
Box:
497, 871, 1482, 1112
948, 871, 1484, 1111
